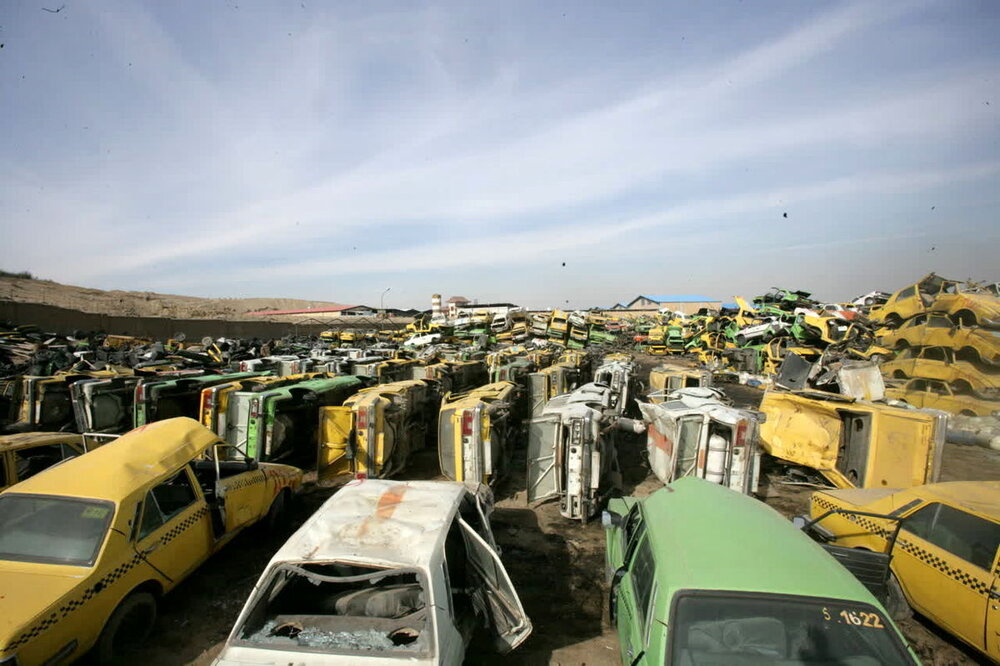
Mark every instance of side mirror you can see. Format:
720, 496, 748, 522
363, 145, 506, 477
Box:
792, 515, 807, 530
601, 509, 623, 530
245, 457, 259, 471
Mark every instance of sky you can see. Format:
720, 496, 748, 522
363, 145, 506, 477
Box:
1, 0, 998, 310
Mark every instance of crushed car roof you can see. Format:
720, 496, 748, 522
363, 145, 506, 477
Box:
3, 417, 218, 501
271, 479, 468, 569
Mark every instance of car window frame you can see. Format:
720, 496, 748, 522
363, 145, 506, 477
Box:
902, 501, 1000, 571
135, 466, 200, 542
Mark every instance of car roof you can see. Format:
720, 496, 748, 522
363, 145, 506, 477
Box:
2, 417, 217, 502
641, 477, 878, 603
270, 479, 467, 569
912, 481, 1000, 518
0, 432, 83, 453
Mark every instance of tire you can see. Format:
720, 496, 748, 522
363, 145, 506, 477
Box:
264, 491, 288, 535
96, 591, 157, 663
884, 574, 912, 621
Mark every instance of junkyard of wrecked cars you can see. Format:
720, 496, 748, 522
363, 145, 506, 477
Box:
0, 272, 998, 665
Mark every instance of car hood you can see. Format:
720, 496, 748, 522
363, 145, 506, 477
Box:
0, 567, 85, 644
213, 645, 436, 665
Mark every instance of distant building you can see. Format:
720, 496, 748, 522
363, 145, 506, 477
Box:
446, 296, 470, 318
455, 302, 519, 317
622, 294, 722, 315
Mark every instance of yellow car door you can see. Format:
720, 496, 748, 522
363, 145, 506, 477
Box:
987, 551, 1000, 660
218, 466, 269, 533
894, 501, 999, 653
133, 466, 213, 585
318, 405, 354, 481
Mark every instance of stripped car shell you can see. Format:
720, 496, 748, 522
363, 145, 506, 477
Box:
647, 364, 712, 403
438, 382, 520, 485
212, 480, 531, 666
318, 379, 438, 481
759, 390, 947, 489
527, 383, 638, 521
637, 389, 762, 494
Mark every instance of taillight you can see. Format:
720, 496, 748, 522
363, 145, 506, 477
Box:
136, 383, 146, 402
250, 398, 260, 419
357, 407, 369, 430
461, 410, 474, 436
355, 472, 368, 480
200, 390, 212, 414
734, 421, 748, 448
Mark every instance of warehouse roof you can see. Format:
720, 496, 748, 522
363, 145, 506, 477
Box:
629, 294, 719, 304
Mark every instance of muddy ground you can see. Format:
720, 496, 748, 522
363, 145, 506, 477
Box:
115, 357, 996, 666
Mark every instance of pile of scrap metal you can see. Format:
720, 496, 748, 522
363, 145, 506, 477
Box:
407, 308, 623, 349
872, 273, 1000, 416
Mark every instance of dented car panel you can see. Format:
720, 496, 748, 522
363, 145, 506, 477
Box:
759, 390, 947, 489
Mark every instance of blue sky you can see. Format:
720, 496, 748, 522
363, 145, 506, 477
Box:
1, 0, 998, 310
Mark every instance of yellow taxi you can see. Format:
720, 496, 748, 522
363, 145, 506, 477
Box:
808, 481, 1000, 661
0, 433, 89, 491
0, 417, 302, 665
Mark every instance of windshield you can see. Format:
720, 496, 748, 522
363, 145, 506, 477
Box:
669, 592, 914, 665
0, 494, 114, 567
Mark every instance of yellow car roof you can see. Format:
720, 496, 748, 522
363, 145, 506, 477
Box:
0, 432, 83, 453
3, 418, 217, 503
918, 481, 1000, 518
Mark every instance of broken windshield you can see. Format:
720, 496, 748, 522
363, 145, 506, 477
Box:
235, 562, 432, 657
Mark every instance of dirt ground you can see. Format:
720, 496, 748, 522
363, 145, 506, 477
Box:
0, 276, 346, 320
108, 357, 996, 666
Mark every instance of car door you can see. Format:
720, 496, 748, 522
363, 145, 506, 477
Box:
895, 501, 1000, 652
615, 532, 657, 665
986, 549, 1000, 660
317, 405, 354, 481
526, 414, 560, 503
458, 518, 532, 653
133, 466, 213, 585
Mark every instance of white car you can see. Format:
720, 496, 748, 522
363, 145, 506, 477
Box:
212, 479, 532, 665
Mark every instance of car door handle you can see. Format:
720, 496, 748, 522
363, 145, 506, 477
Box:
140, 542, 160, 556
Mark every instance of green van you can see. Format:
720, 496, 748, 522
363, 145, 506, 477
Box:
603, 477, 919, 665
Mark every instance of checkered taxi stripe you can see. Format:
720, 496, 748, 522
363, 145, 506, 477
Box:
811, 496, 990, 598
222, 470, 266, 491
4, 506, 209, 653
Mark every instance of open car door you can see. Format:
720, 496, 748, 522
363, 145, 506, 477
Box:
317, 406, 354, 482
637, 402, 682, 485
528, 373, 550, 416
526, 415, 560, 504
459, 518, 533, 653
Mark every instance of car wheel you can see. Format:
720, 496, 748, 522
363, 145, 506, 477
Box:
264, 490, 288, 535
884, 574, 912, 621
96, 591, 157, 664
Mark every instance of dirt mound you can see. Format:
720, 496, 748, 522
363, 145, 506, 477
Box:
0, 276, 346, 321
